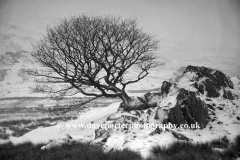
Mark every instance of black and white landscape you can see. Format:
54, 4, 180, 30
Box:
0, 0, 240, 160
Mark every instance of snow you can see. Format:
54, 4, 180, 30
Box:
11, 102, 121, 144
158, 92, 178, 109
9, 98, 238, 158
124, 131, 175, 158
0, 1, 239, 158
5, 70, 240, 158
175, 72, 198, 92
1, 60, 240, 158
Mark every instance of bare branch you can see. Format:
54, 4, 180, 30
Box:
30, 15, 163, 113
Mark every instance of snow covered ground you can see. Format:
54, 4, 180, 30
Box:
10, 102, 121, 144
0, 0, 239, 158
5, 69, 240, 158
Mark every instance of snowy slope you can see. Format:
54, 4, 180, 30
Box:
11, 102, 121, 144
9, 66, 240, 158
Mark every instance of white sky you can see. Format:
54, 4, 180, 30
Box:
0, 0, 239, 76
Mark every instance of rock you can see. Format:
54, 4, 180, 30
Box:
168, 88, 209, 129
204, 79, 221, 97
223, 89, 235, 100
95, 127, 110, 139
41, 134, 75, 150
161, 81, 172, 96
60, 134, 72, 139
122, 115, 139, 123
121, 97, 150, 111
207, 104, 215, 111
185, 65, 234, 89
107, 113, 120, 121
217, 121, 223, 124
193, 83, 205, 94
92, 65, 239, 156
166, 128, 192, 141
150, 127, 162, 135
144, 81, 172, 102
144, 92, 161, 103
205, 98, 212, 101
137, 96, 148, 104
185, 65, 235, 99
129, 110, 141, 117
107, 112, 139, 124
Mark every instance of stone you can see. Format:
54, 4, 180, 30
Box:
207, 104, 215, 111
160, 81, 172, 96
150, 127, 162, 135
144, 81, 172, 102
144, 92, 161, 102
223, 89, 235, 100
166, 128, 192, 141
185, 65, 234, 89
95, 127, 110, 139
121, 97, 150, 111
185, 65, 235, 99
41, 134, 75, 150
168, 88, 209, 129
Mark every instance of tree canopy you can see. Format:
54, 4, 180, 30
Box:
29, 15, 162, 114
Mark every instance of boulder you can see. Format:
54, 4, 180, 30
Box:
168, 88, 209, 129
120, 97, 151, 111
161, 81, 172, 96
95, 127, 110, 140
41, 134, 75, 150
185, 65, 235, 99
144, 81, 172, 102
223, 89, 235, 100
92, 65, 239, 155
144, 92, 161, 102
185, 65, 234, 89
166, 128, 192, 141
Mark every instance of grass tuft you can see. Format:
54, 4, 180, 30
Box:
149, 135, 240, 160
0, 141, 142, 160
210, 135, 229, 148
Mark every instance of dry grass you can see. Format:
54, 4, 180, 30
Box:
148, 135, 240, 160
0, 141, 142, 160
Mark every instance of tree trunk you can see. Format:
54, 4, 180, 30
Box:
118, 90, 149, 111
118, 90, 132, 109
111, 86, 132, 110
120, 91, 131, 104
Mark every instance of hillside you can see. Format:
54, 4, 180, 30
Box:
10, 65, 240, 158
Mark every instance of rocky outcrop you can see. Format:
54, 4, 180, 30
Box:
93, 65, 238, 151
123, 66, 236, 129
167, 88, 209, 128
119, 81, 173, 112
185, 66, 234, 88
185, 65, 235, 99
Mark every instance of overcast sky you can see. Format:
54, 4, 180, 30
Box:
0, 0, 239, 76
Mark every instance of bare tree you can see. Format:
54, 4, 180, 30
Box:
29, 15, 162, 114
